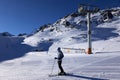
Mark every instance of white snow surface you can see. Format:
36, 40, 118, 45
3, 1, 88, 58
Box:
0, 8, 120, 80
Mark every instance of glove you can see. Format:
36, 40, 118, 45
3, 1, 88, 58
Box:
54, 57, 57, 59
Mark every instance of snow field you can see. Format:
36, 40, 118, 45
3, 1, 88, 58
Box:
0, 50, 120, 80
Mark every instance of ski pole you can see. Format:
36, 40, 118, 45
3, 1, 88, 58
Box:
50, 59, 56, 75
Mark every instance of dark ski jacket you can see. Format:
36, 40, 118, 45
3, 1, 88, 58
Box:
56, 48, 64, 61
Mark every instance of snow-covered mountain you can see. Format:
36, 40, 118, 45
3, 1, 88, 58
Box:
23, 7, 120, 53
0, 7, 120, 80
0, 7, 120, 61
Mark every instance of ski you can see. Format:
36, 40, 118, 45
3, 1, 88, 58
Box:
48, 74, 58, 77
48, 73, 73, 77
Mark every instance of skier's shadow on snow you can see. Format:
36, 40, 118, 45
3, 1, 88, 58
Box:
66, 74, 108, 80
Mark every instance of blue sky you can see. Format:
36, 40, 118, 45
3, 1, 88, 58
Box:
0, 0, 119, 35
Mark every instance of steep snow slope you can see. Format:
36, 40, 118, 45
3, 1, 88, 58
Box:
24, 7, 120, 53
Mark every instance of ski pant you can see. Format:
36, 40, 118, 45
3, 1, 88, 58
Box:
58, 61, 64, 73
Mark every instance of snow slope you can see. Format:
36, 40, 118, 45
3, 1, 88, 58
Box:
0, 50, 120, 80
0, 36, 33, 62
0, 7, 120, 80
24, 7, 120, 53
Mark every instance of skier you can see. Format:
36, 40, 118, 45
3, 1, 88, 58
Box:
54, 47, 66, 75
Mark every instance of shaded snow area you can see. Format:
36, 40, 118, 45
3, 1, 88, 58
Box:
0, 36, 33, 62
0, 8, 120, 80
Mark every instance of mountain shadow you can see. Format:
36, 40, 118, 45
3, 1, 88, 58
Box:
0, 37, 33, 62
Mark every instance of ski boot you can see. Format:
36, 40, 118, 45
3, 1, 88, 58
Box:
58, 72, 66, 75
